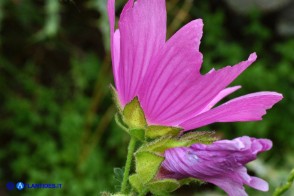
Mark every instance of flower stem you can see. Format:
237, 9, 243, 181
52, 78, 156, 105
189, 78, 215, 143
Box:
121, 136, 136, 193
273, 169, 294, 196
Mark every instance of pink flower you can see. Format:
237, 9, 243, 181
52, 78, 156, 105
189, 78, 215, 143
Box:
107, 0, 282, 131
159, 136, 272, 196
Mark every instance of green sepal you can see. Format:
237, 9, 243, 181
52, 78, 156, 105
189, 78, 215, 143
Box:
101, 192, 136, 196
135, 151, 164, 183
179, 177, 204, 186
148, 179, 180, 195
111, 194, 129, 196
101, 193, 132, 196
145, 138, 191, 153
137, 136, 172, 154
180, 131, 217, 144
110, 84, 123, 113
130, 131, 217, 194
146, 125, 182, 139
129, 128, 145, 142
138, 131, 217, 154
123, 97, 147, 129
129, 174, 143, 193
114, 113, 129, 133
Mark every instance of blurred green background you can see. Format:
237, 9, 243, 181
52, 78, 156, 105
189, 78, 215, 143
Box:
0, 0, 293, 195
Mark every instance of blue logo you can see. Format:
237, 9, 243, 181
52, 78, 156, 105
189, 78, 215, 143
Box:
16, 182, 25, 190
6, 182, 15, 191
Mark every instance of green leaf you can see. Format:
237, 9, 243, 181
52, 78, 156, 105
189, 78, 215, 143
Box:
113, 167, 124, 191
129, 128, 145, 142
110, 84, 123, 112
113, 167, 124, 183
146, 125, 182, 139
148, 179, 180, 195
135, 151, 164, 183
123, 97, 147, 129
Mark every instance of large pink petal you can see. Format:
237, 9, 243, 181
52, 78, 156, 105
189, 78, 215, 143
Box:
107, 0, 121, 89
139, 19, 203, 124
118, 0, 167, 105
141, 51, 257, 126
113, 30, 120, 87
197, 85, 241, 114
156, 54, 257, 125
181, 92, 283, 130
230, 167, 269, 192
208, 177, 248, 196
248, 177, 269, 191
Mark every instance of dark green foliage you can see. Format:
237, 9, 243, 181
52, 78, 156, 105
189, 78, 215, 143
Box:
113, 167, 124, 191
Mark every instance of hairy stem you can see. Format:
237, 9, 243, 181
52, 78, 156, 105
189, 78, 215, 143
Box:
121, 136, 137, 193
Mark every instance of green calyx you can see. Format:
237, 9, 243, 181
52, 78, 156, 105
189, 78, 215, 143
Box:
123, 97, 147, 130
129, 152, 174, 195
137, 131, 217, 154
134, 151, 164, 183
145, 125, 182, 139
111, 88, 218, 195
113, 92, 183, 141
110, 84, 123, 113
129, 131, 217, 195
122, 97, 147, 141
147, 179, 180, 195
129, 151, 165, 193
